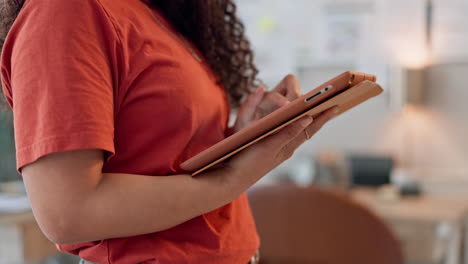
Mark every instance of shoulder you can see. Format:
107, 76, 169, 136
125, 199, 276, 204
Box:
15, 0, 135, 34
1, 0, 121, 82
8, 0, 123, 42
20, 0, 151, 39
19, 0, 113, 21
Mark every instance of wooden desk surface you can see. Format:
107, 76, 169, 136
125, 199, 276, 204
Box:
351, 188, 468, 223
351, 187, 468, 264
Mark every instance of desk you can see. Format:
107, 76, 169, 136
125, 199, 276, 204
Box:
351, 188, 468, 264
0, 210, 58, 264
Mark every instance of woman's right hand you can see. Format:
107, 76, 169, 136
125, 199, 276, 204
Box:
211, 106, 339, 192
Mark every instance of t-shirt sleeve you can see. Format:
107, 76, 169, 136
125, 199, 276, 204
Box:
0, 0, 119, 172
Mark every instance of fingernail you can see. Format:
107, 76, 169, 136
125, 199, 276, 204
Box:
333, 107, 340, 114
301, 116, 313, 127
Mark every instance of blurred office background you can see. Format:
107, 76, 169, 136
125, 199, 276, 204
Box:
1, 0, 468, 263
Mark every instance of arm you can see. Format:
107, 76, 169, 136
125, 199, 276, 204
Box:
23, 150, 236, 244
22, 108, 337, 245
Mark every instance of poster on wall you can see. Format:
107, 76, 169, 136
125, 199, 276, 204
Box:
236, 0, 389, 89
317, 2, 372, 64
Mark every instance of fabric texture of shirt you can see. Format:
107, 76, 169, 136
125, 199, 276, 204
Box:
1, 0, 260, 263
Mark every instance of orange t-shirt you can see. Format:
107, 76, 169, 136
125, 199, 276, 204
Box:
1, 0, 259, 263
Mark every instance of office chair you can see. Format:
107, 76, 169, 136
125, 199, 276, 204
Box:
247, 184, 404, 264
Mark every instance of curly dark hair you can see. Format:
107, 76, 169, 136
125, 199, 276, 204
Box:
0, 0, 25, 109
0, 0, 259, 108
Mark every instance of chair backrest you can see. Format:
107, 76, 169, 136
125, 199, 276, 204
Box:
247, 184, 404, 264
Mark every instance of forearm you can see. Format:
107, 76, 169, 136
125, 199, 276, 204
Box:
60, 170, 242, 244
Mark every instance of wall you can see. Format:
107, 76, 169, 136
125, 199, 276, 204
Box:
235, 0, 468, 179
421, 64, 468, 170
279, 63, 468, 180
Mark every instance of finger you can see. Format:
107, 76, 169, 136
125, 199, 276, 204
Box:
305, 106, 340, 135
261, 115, 313, 151
237, 85, 265, 124
267, 115, 315, 162
274, 74, 301, 100
256, 91, 289, 117
283, 106, 339, 155
226, 115, 312, 172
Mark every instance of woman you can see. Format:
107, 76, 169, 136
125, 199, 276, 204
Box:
0, 0, 338, 263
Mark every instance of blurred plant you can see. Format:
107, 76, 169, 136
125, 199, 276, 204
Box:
0, 109, 20, 182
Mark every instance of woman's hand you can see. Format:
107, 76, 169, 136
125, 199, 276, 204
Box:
205, 106, 339, 194
231, 75, 302, 133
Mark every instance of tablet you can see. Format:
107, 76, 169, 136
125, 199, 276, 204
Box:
180, 71, 383, 176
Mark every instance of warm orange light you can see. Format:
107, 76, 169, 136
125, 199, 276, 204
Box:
394, 45, 429, 70
376, 104, 465, 169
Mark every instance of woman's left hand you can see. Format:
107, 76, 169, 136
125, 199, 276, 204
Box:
231, 74, 302, 134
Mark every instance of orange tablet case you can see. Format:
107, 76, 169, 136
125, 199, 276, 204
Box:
180, 71, 383, 176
